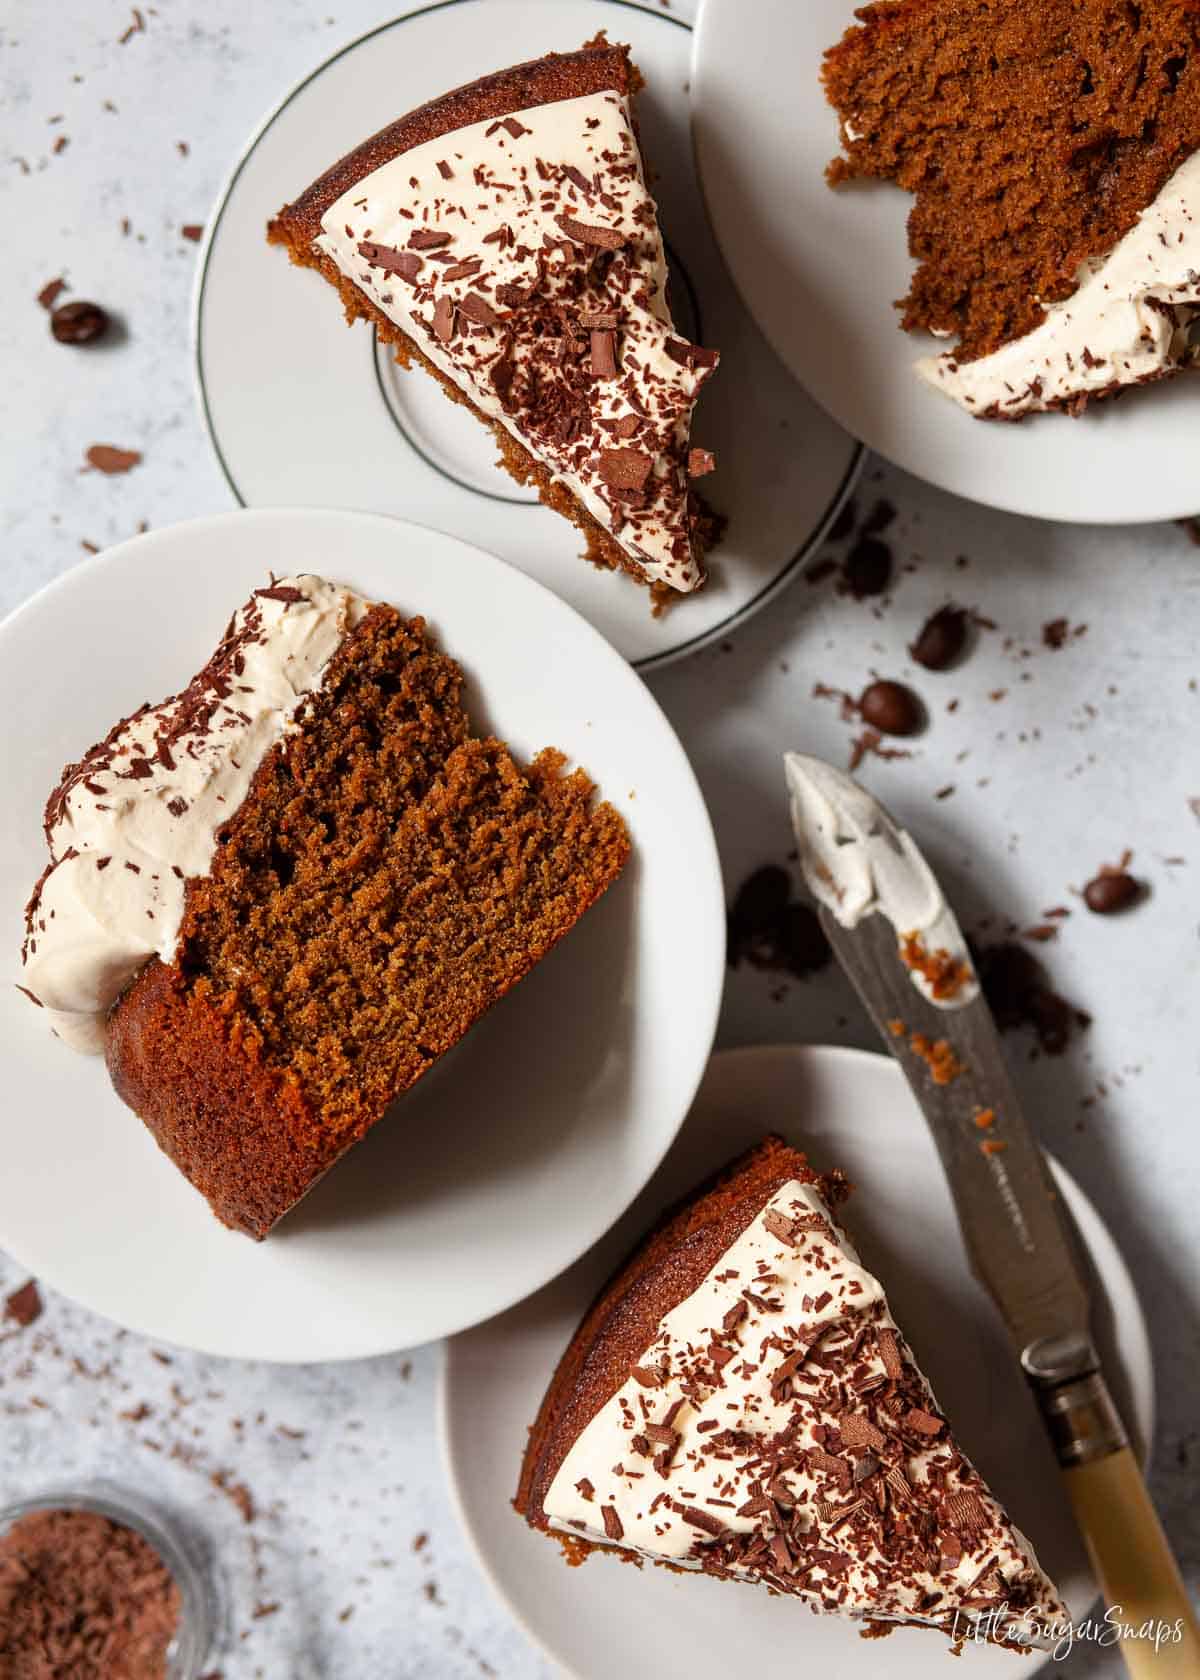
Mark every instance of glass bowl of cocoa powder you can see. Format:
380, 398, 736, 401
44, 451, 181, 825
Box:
0, 1484, 214, 1679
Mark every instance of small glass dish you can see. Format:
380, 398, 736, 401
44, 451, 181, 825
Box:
0, 1483, 215, 1678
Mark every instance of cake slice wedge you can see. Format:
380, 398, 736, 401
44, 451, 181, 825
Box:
20, 575, 629, 1238
822, 0, 1200, 417
268, 40, 719, 596
516, 1136, 1067, 1647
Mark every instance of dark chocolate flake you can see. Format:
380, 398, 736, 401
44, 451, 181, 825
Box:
555, 212, 625, 250
358, 241, 423, 283
598, 447, 652, 491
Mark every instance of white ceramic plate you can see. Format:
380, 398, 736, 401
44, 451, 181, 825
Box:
193, 0, 861, 671
692, 0, 1200, 525
0, 508, 724, 1361
441, 1044, 1154, 1679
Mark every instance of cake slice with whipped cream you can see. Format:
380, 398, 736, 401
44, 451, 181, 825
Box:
268, 39, 719, 594
20, 575, 629, 1238
517, 1136, 1066, 1646
823, 0, 1200, 417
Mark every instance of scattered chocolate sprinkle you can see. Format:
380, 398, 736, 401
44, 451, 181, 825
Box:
83, 444, 142, 476
436, 159, 453, 180
117, 6, 145, 44
37, 277, 67, 311
590, 328, 617, 378
687, 448, 716, 478
460, 292, 499, 327
432, 294, 456, 343
358, 241, 423, 282
763, 1209, 798, 1247
253, 585, 304, 604
4, 1279, 43, 1327
598, 447, 652, 491
601, 1504, 624, 1541
555, 213, 625, 249
408, 228, 453, 250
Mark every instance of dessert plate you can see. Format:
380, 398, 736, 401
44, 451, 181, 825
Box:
0, 508, 724, 1360
692, 0, 1200, 525
441, 1044, 1154, 1678
194, 0, 861, 671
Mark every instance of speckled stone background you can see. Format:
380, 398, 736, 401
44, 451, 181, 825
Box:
1, 1, 1197, 1675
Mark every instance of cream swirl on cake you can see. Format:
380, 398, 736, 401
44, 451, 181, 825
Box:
20, 576, 368, 1052
544, 1178, 1065, 1638
313, 90, 717, 592
917, 150, 1200, 418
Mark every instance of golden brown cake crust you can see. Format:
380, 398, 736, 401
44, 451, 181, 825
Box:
823, 0, 1200, 362
267, 41, 719, 599
514, 1137, 847, 1535
105, 603, 630, 1240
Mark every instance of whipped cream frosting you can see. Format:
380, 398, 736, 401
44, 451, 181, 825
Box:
21, 575, 369, 1052
917, 149, 1200, 417
545, 1178, 1065, 1636
785, 753, 978, 1008
314, 90, 717, 591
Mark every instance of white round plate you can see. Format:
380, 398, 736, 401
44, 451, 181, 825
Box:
442, 1044, 1154, 1678
0, 508, 724, 1361
692, 0, 1200, 525
194, 0, 861, 671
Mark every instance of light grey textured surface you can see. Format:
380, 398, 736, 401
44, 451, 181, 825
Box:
0, 1, 1196, 1676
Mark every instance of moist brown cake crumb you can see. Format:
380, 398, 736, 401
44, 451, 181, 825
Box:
105, 602, 629, 1238
823, 0, 1200, 361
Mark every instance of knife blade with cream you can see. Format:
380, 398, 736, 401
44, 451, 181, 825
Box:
785, 752, 1200, 1678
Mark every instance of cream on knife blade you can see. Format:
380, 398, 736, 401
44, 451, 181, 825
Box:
783, 752, 978, 1009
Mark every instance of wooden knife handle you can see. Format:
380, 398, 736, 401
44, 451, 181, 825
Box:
1062, 1447, 1200, 1676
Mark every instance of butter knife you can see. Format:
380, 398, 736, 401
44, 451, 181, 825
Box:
785, 752, 1200, 1677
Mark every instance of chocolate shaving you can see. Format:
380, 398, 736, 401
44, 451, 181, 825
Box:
408, 228, 452, 250
678, 1504, 726, 1538
432, 295, 456, 344
688, 448, 716, 478
590, 329, 618, 378
555, 212, 625, 250
839, 1413, 887, 1452
459, 292, 499, 327
598, 447, 652, 491
601, 1504, 624, 1541
5, 1279, 43, 1327
763, 1209, 798, 1246
358, 241, 422, 282
254, 585, 305, 603
876, 1327, 904, 1381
